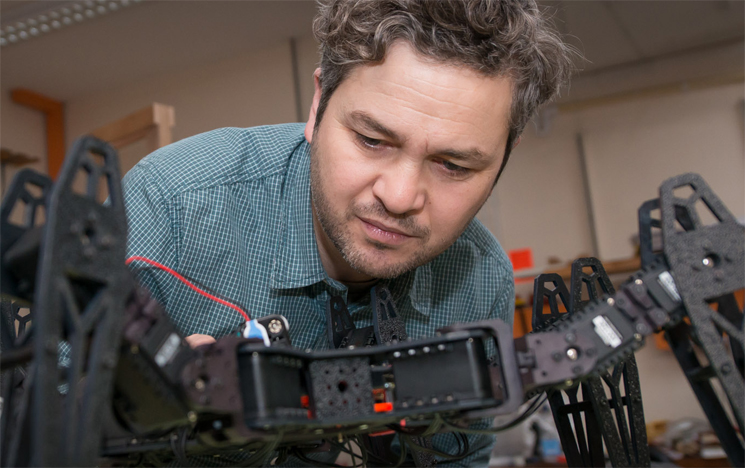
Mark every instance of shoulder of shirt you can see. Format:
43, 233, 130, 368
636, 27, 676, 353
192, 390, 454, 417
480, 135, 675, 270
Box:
429, 218, 511, 277
125, 123, 306, 196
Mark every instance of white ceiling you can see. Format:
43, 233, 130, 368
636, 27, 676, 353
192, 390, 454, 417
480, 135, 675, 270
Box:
1, 0, 743, 101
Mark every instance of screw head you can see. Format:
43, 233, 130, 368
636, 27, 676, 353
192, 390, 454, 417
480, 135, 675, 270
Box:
566, 348, 579, 361
187, 411, 197, 423
195, 379, 206, 391
268, 319, 282, 334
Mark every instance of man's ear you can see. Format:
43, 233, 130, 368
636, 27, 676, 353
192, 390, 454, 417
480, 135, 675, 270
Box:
304, 68, 323, 143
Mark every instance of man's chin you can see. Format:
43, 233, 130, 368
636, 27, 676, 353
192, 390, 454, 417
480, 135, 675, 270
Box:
344, 247, 426, 279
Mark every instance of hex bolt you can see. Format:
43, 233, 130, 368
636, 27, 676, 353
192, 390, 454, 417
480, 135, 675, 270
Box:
566, 348, 579, 361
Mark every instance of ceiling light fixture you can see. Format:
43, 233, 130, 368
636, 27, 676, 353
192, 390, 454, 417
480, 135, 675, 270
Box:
0, 0, 142, 48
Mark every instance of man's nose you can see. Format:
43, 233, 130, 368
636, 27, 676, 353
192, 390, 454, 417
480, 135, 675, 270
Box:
371, 162, 426, 216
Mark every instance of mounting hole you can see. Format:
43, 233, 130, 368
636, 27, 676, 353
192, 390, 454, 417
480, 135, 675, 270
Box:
337, 381, 348, 393
81, 226, 96, 245
391, 335, 398, 341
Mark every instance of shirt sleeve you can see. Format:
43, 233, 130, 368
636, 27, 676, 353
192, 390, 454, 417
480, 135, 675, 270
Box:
122, 160, 179, 310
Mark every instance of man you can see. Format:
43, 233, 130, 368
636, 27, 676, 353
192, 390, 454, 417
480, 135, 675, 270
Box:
123, 0, 572, 464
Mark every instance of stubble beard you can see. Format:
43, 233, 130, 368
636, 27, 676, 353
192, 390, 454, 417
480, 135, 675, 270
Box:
309, 141, 438, 280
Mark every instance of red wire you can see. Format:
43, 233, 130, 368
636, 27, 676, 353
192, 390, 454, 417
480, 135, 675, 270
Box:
126, 255, 250, 321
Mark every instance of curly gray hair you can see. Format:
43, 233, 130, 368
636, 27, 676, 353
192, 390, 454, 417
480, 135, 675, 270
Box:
312, 0, 575, 180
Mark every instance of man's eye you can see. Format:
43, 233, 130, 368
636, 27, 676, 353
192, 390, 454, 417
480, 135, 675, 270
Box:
356, 133, 382, 148
439, 160, 470, 176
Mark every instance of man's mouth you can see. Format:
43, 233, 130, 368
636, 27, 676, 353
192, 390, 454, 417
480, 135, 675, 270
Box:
358, 217, 414, 245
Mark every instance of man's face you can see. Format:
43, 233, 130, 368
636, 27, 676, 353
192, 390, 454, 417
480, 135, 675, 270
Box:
305, 42, 513, 282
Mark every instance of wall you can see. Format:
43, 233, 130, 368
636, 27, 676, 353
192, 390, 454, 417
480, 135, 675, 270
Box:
0, 85, 48, 192
65, 35, 319, 177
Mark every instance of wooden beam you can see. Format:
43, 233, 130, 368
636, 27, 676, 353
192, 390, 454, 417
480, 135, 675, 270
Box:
91, 103, 175, 153
11, 89, 65, 179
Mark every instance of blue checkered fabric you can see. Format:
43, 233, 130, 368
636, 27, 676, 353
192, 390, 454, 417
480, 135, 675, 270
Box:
122, 123, 515, 467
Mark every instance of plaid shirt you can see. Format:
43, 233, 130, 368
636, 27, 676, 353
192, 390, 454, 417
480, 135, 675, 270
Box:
122, 123, 514, 466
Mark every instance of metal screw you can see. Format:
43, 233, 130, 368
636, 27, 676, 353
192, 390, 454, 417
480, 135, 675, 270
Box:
634, 279, 643, 285
437, 344, 446, 351
423, 346, 430, 353
702, 257, 713, 267
566, 348, 579, 361
393, 351, 401, 358
408, 349, 416, 356
607, 298, 615, 306
634, 333, 643, 341
446, 395, 454, 401
213, 420, 223, 430
359, 424, 369, 430
187, 411, 197, 423
564, 379, 573, 387
195, 379, 206, 391
431, 397, 439, 404
268, 319, 282, 334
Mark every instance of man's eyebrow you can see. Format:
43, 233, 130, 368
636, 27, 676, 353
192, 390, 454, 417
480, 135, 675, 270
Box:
347, 111, 403, 142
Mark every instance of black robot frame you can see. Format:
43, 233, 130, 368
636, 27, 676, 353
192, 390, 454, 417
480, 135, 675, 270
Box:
0, 137, 742, 467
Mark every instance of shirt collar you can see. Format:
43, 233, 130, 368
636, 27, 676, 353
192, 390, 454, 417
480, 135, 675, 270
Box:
269, 134, 431, 317
270, 137, 328, 290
